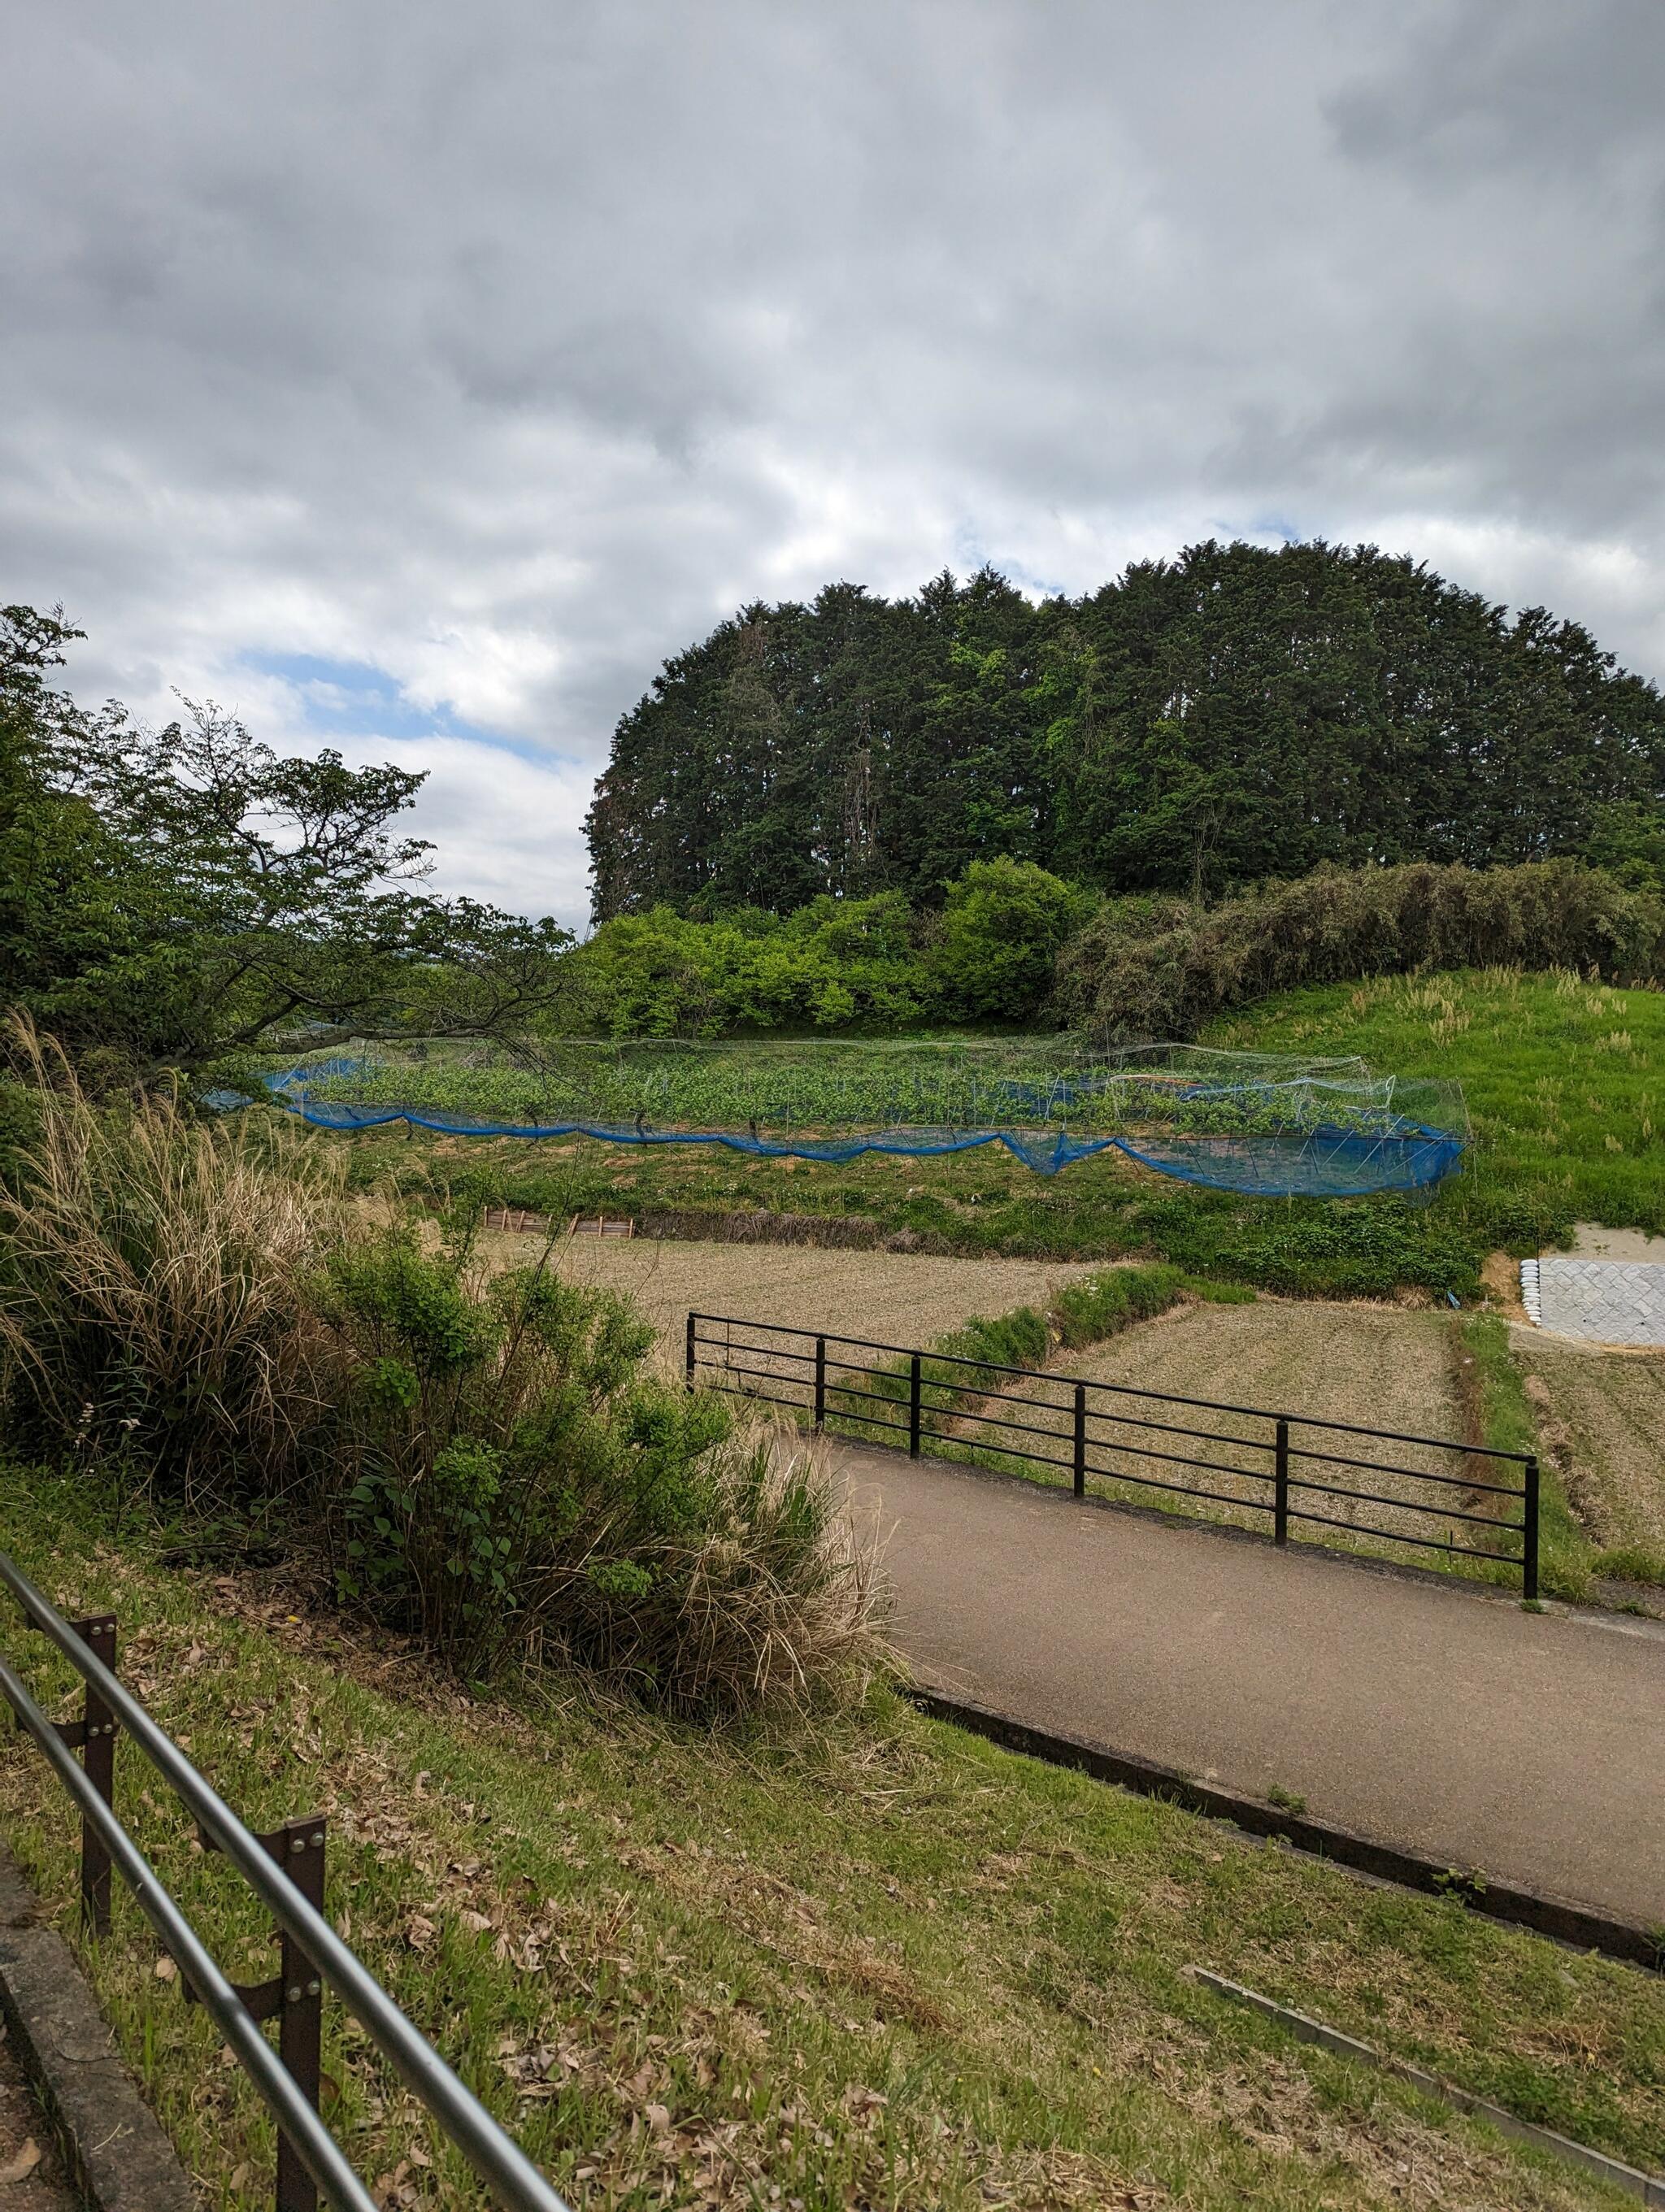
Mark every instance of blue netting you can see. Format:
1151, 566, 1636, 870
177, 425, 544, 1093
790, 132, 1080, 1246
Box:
228, 1042, 1466, 1198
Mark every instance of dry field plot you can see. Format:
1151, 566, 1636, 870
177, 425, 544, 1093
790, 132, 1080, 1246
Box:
942, 1300, 1505, 1561
1516, 1333, 1665, 1558
484, 1230, 1103, 1371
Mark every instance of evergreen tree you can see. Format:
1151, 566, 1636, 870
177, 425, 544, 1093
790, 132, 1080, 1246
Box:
585, 542, 1665, 917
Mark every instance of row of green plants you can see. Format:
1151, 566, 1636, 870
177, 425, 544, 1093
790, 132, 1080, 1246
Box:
0, 1023, 879, 1718
287, 1036, 1438, 1147
818, 1264, 1254, 1452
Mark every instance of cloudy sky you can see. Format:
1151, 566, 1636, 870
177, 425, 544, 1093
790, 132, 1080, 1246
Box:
4, 1, 1662, 927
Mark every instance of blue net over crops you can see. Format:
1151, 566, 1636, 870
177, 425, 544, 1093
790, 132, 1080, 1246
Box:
233, 1041, 1466, 1199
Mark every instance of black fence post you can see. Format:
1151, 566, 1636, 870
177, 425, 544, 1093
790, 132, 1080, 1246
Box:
1274, 1420, 1289, 1547
685, 1312, 696, 1393
1524, 1457, 1541, 1601
814, 1336, 826, 1432
70, 1614, 117, 1936
1072, 1384, 1087, 1500
908, 1354, 922, 1459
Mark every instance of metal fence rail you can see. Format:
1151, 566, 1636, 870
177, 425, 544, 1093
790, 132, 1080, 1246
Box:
0, 1549, 574, 2212
686, 1312, 1540, 1597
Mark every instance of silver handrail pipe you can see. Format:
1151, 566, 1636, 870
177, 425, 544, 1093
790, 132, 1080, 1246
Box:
0, 1549, 572, 2212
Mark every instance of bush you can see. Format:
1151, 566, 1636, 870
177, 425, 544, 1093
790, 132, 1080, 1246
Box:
315, 1228, 882, 1714
1052, 860, 1665, 1037
930, 859, 1096, 1022
0, 1018, 342, 1499
1051, 1262, 1190, 1349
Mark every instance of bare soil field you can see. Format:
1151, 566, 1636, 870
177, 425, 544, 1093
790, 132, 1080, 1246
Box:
1514, 1332, 1665, 1559
479, 1230, 1103, 1371
946, 1298, 1505, 1567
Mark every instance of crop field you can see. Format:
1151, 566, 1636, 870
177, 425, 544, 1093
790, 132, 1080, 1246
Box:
278, 1033, 1455, 1149
277, 967, 1665, 1303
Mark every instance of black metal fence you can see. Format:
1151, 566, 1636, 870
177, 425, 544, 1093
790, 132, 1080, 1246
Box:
686, 1312, 1541, 1597
0, 1549, 572, 2212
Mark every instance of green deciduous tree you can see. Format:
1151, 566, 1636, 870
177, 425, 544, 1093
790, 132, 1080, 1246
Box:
1, 606, 575, 1081
929, 859, 1095, 1022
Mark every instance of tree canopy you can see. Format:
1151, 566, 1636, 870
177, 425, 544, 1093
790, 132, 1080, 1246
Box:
0, 606, 573, 1081
585, 541, 1665, 918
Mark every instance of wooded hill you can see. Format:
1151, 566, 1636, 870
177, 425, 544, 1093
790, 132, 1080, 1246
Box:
585, 540, 1665, 919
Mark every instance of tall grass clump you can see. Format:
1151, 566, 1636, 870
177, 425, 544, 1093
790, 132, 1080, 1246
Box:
1053, 859, 1665, 1037
0, 1018, 343, 1499
315, 1227, 883, 1715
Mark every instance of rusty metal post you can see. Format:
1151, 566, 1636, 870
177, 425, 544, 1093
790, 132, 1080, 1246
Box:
68, 1614, 118, 1936
193, 1814, 328, 2212
272, 1817, 327, 2212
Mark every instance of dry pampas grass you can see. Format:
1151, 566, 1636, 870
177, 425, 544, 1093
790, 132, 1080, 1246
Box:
0, 1015, 345, 1499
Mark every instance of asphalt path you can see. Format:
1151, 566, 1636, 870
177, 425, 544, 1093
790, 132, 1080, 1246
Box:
838, 1441, 1665, 1927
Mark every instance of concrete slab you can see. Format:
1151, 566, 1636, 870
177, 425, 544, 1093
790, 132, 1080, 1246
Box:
1522, 1258, 1665, 1347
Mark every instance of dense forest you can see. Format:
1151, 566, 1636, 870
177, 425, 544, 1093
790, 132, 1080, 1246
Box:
585, 540, 1665, 918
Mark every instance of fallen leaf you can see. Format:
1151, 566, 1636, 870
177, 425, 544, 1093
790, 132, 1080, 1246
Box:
154, 1955, 178, 1983
0, 2140, 41, 2183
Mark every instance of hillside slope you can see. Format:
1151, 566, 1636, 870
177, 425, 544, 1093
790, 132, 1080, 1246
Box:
1, 1468, 1660, 2209
1212, 967, 1665, 1237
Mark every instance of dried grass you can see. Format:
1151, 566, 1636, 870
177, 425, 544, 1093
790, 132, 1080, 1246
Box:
533, 1423, 890, 1722
0, 1015, 345, 1497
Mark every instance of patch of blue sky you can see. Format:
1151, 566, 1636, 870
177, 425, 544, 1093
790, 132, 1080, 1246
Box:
240, 650, 554, 764
1245, 514, 1306, 545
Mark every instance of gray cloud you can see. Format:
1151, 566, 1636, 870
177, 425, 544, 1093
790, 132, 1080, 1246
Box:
2, 0, 1661, 926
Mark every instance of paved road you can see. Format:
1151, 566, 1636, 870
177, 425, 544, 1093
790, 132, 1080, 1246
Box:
839, 1442, 1665, 1926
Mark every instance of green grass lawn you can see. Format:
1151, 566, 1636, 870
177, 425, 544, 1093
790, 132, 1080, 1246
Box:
1213, 967, 1665, 1240
1, 1467, 1661, 2210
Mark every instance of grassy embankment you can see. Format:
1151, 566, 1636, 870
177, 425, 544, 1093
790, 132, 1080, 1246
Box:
2, 1467, 1662, 2211
307, 970, 1665, 1301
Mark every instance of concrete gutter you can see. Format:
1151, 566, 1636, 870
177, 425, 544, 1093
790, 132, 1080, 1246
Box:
0, 1841, 193, 2212
906, 1686, 1665, 1974
1190, 1969, 1665, 2206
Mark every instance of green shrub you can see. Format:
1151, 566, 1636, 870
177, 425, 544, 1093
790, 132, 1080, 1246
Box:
315, 1229, 881, 1714
929, 859, 1095, 1022
1053, 859, 1665, 1037
1208, 1202, 1482, 1299
1052, 1263, 1189, 1349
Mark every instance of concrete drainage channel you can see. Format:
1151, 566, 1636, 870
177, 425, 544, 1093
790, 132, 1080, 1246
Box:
1189, 1971, 1665, 2206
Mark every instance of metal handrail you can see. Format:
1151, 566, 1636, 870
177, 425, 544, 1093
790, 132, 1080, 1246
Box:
688, 1313, 1533, 1462
0, 1550, 572, 2212
687, 1311, 1541, 1597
